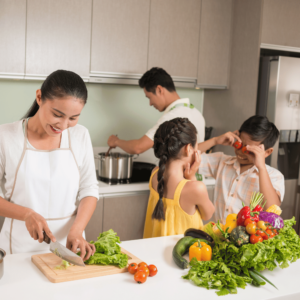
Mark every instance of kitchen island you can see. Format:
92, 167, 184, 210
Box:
1, 235, 299, 300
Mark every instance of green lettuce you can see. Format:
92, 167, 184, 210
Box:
84, 229, 128, 268
183, 218, 300, 295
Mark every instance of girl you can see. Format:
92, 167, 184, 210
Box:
0, 70, 98, 260
143, 117, 215, 238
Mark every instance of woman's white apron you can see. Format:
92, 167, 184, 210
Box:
0, 119, 80, 254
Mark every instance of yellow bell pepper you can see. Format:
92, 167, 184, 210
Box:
224, 213, 238, 233
189, 241, 212, 262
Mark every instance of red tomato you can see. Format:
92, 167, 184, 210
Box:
246, 223, 257, 235
137, 266, 149, 277
134, 271, 147, 284
242, 146, 250, 154
266, 229, 275, 239
256, 229, 267, 239
128, 263, 138, 274
265, 222, 273, 230
263, 235, 269, 241
148, 264, 158, 277
272, 229, 279, 236
138, 262, 148, 268
233, 141, 242, 149
244, 218, 256, 227
250, 234, 263, 244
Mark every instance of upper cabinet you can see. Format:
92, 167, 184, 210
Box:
197, 0, 233, 88
0, 0, 233, 88
262, 0, 300, 49
0, 0, 26, 78
148, 0, 201, 79
90, 0, 150, 75
25, 0, 92, 80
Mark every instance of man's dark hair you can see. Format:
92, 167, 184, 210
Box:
239, 116, 279, 149
139, 67, 176, 94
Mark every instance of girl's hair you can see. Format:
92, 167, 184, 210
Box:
23, 70, 88, 118
152, 117, 197, 220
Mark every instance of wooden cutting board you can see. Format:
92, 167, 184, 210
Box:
31, 248, 142, 283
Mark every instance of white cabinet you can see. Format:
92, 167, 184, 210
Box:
262, 0, 300, 50
25, 0, 92, 80
197, 0, 233, 88
85, 196, 104, 242
148, 0, 201, 78
102, 191, 149, 241
0, 0, 26, 78
90, 0, 150, 76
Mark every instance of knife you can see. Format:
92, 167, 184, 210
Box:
43, 232, 85, 267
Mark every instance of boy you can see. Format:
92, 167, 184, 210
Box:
185, 115, 284, 223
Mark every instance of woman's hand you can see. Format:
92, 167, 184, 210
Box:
66, 229, 96, 261
24, 210, 56, 243
215, 130, 241, 147
184, 150, 201, 181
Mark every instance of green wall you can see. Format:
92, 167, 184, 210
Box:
0, 79, 204, 146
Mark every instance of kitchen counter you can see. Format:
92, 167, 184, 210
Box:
1, 235, 300, 300
98, 177, 216, 194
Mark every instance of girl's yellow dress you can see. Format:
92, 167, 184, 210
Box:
143, 168, 203, 238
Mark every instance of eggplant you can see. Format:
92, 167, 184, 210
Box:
184, 228, 215, 249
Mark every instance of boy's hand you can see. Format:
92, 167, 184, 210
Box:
246, 144, 266, 170
215, 130, 241, 147
184, 150, 201, 181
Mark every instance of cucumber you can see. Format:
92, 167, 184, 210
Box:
172, 236, 194, 269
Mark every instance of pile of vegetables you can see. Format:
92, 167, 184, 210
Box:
172, 193, 300, 296
84, 229, 128, 268
183, 217, 300, 296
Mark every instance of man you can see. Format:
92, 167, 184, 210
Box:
107, 67, 205, 154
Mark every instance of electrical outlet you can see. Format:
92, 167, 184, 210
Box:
288, 93, 299, 107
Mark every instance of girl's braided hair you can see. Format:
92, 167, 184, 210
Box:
152, 117, 197, 220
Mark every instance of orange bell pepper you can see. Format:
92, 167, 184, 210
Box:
189, 240, 212, 262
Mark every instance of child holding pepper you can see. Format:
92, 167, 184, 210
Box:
184, 116, 284, 224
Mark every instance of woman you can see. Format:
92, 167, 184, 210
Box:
0, 70, 98, 260
143, 118, 215, 238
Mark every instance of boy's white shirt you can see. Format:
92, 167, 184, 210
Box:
199, 152, 285, 224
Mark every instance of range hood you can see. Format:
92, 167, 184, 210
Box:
89, 71, 196, 88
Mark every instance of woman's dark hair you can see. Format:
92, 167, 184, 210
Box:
239, 115, 279, 149
139, 67, 176, 94
23, 70, 88, 118
152, 117, 197, 220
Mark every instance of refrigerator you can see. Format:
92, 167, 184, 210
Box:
257, 56, 300, 234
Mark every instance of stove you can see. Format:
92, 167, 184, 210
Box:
97, 161, 156, 185
98, 176, 146, 185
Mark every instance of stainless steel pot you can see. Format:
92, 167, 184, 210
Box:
95, 152, 138, 180
0, 248, 5, 280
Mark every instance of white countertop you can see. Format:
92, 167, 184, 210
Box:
1, 235, 300, 300
94, 146, 216, 195
98, 177, 216, 195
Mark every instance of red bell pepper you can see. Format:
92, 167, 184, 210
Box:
253, 204, 263, 212
237, 204, 260, 226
